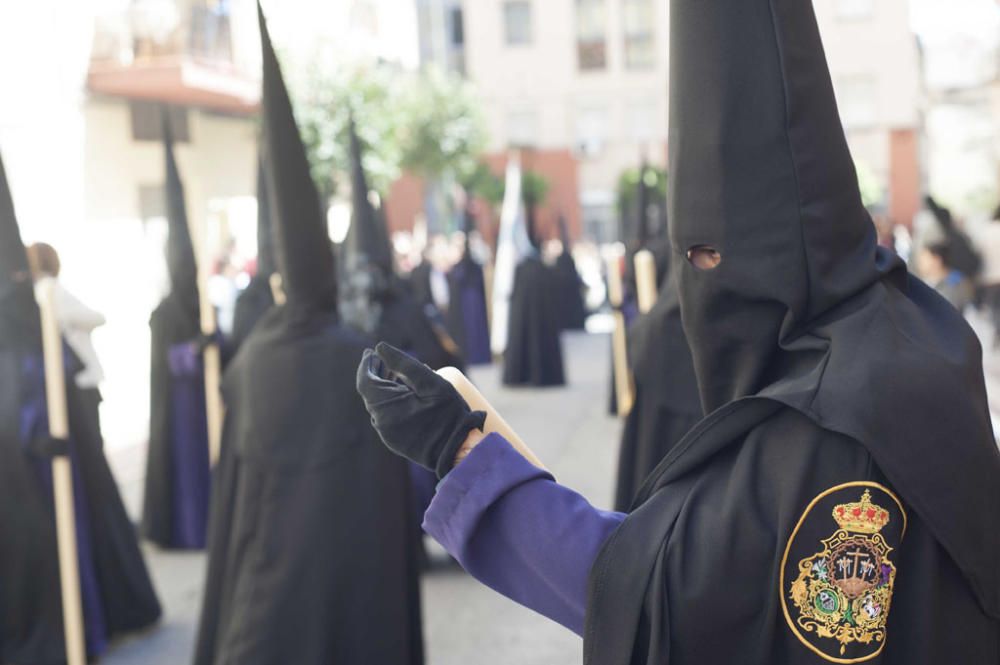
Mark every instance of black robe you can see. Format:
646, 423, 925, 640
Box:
553, 250, 588, 331
612, 283, 701, 512
1, 319, 160, 664
142, 291, 209, 548
193, 304, 424, 665
502, 256, 565, 387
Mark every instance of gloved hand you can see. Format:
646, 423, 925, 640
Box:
356, 342, 486, 479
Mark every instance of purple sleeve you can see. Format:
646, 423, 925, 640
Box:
423, 433, 625, 636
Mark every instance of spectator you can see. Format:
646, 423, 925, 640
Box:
26, 242, 107, 443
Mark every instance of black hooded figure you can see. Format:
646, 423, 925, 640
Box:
192, 7, 424, 664
502, 198, 565, 386
230, 156, 276, 350
586, 0, 1000, 662
340, 116, 462, 372
444, 202, 492, 365
0, 152, 160, 663
552, 215, 588, 331
610, 162, 672, 416
141, 109, 212, 550
611, 276, 701, 512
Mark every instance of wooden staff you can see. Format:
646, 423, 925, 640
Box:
634, 249, 658, 314
437, 367, 546, 470
269, 272, 287, 306
38, 280, 87, 665
186, 188, 223, 467
606, 249, 635, 416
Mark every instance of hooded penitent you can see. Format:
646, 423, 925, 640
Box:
502, 172, 565, 387
142, 108, 212, 550
612, 276, 701, 512
585, 0, 999, 663
341, 115, 460, 371
193, 7, 424, 663
444, 202, 492, 365
230, 155, 276, 350
552, 216, 587, 331
0, 151, 160, 662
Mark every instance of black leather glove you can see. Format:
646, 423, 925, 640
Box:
356, 342, 486, 479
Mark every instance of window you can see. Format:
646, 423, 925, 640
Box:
503, 1, 532, 46
835, 0, 874, 20
449, 6, 464, 46
574, 104, 608, 157
836, 76, 877, 129
130, 101, 190, 142
506, 109, 538, 147
576, 0, 607, 71
622, 0, 656, 70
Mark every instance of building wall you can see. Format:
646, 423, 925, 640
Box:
460, 0, 923, 234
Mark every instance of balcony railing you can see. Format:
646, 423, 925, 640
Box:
88, 1, 259, 114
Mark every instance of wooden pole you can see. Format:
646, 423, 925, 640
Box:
269, 273, 287, 306
187, 188, 223, 467
634, 249, 658, 314
38, 280, 87, 665
606, 249, 635, 416
436, 367, 546, 470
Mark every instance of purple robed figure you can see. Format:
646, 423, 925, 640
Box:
165, 342, 211, 549
19, 355, 109, 658
423, 433, 624, 634
447, 258, 492, 366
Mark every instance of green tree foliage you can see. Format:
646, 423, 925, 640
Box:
460, 162, 505, 208
397, 67, 488, 182
616, 165, 667, 211
292, 62, 403, 200
521, 170, 550, 209
291, 62, 487, 203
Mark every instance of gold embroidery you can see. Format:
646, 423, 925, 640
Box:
780, 482, 906, 664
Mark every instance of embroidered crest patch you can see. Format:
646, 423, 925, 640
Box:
780, 482, 906, 663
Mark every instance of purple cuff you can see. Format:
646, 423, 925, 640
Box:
424, 432, 553, 546
424, 433, 625, 635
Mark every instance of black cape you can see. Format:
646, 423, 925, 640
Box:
612, 280, 701, 512
502, 255, 565, 386
193, 306, 424, 665
584, 0, 1000, 661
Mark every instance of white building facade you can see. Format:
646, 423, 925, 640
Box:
460, 0, 923, 238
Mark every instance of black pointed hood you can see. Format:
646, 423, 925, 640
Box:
670, 0, 999, 617
670, 0, 877, 410
259, 3, 337, 309
255, 153, 276, 278
0, 151, 40, 349
344, 117, 393, 275
162, 108, 199, 305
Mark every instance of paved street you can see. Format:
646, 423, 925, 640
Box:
103, 329, 620, 665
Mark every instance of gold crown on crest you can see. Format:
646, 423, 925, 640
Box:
831, 490, 890, 534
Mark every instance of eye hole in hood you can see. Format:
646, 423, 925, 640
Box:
686, 245, 722, 271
